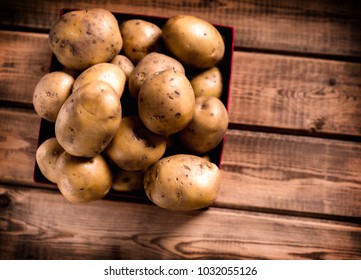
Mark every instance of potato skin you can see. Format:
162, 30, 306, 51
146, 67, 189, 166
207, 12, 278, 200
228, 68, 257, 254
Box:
144, 154, 221, 210
33, 71, 74, 122
128, 52, 185, 98
105, 116, 166, 171
49, 8, 122, 70
112, 168, 144, 192
111, 55, 135, 80
73, 63, 126, 98
178, 96, 228, 154
162, 15, 225, 69
55, 80, 121, 157
56, 152, 112, 203
36, 137, 64, 183
138, 69, 195, 135
190, 67, 223, 99
120, 19, 162, 64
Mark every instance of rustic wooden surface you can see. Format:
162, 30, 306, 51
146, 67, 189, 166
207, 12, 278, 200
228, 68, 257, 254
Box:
0, 0, 360, 260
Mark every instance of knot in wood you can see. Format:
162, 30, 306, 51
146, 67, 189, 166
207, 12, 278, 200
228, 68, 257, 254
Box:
0, 194, 11, 207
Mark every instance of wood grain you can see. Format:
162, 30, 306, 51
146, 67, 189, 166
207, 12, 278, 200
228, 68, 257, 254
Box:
218, 130, 361, 218
1, 108, 360, 218
0, 185, 360, 260
0, 31, 51, 106
1, 31, 361, 137
0, 109, 41, 186
0, 0, 360, 57
229, 52, 361, 136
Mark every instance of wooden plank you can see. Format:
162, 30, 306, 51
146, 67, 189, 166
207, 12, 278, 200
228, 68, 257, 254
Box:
229, 52, 361, 136
0, 31, 51, 106
1, 109, 360, 218
1, 0, 360, 57
1, 31, 361, 137
0, 109, 41, 186
0, 185, 360, 260
218, 130, 361, 218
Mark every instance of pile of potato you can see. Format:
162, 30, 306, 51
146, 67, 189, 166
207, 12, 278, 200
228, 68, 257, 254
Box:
34, 8, 229, 211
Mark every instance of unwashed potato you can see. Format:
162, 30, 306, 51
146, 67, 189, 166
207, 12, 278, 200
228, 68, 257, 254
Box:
72, 63, 126, 98
105, 116, 166, 171
49, 8, 122, 70
55, 80, 121, 157
33, 71, 74, 122
178, 96, 228, 154
36, 137, 64, 183
162, 15, 225, 69
190, 66, 223, 99
111, 54, 135, 80
144, 154, 221, 210
120, 19, 162, 64
112, 168, 144, 192
138, 69, 195, 135
56, 152, 112, 203
128, 52, 185, 98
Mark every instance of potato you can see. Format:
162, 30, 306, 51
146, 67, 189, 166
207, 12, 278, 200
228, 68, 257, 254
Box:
105, 116, 166, 171
190, 67, 223, 99
73, 63, 126, 98
111, 55, 135, 80
33, 71, 74, 122
128, 52, 185, 98
56, 152, 112, 203
120, 19, 162, 64
138, 69, 195, 135
178, 96, 228, 154
35, 137, 64, 183
49, 8, 122, 70
144, 154, 221, 210
55, 80, 121, 157
162, 15, 225, 69
112, 168, 144, 192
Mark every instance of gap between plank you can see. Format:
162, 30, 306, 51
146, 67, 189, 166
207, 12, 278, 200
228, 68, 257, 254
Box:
228, 123, 361, 143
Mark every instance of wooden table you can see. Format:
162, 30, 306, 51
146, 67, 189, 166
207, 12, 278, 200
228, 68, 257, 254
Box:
0, 0, 360, 260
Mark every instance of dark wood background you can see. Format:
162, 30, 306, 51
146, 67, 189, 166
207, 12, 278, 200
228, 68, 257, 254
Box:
0, 0, 360, 259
